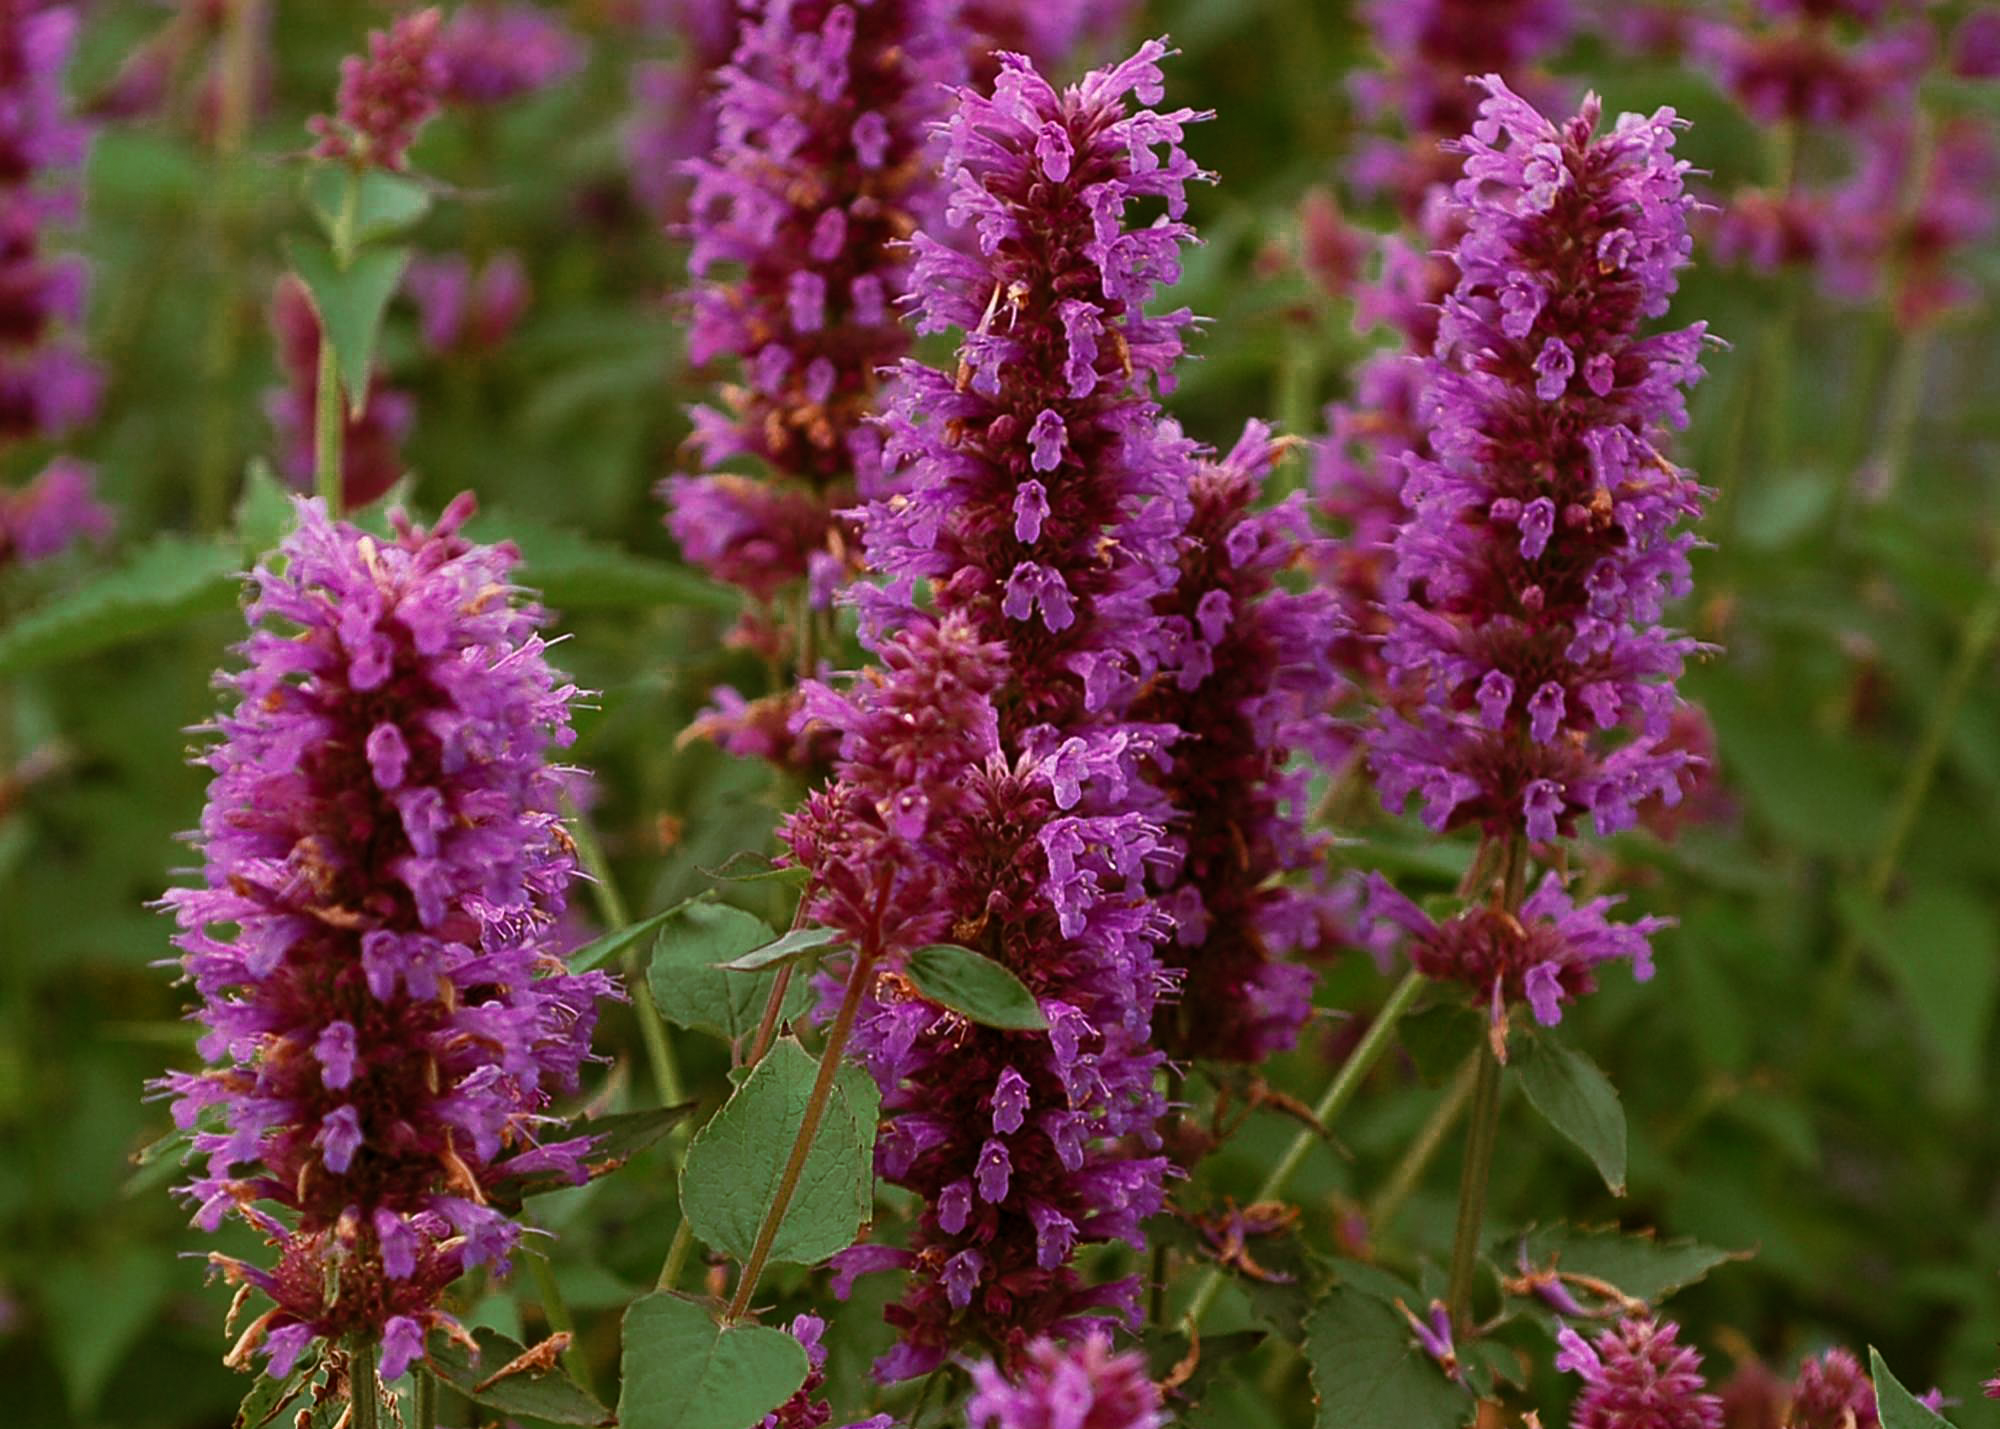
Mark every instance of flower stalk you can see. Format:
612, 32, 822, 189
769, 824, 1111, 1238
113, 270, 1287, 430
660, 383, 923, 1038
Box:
1183, 965, 1428, 1329
724, 947, 879, 1323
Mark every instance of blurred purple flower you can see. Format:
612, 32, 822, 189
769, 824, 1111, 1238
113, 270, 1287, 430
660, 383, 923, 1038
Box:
405, 251, 532, 355
437, 2, 584, 107
967, 1333, 1165, 1429
1, 0, 99, 447
0, 454, 110, 565
308, 7, 447, 171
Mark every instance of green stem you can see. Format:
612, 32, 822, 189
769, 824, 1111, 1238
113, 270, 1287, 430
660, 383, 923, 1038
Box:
313, 338, 344, 511
1808, 555, 2000, 1069
349, 1339, 381, 1429
1860, 328, 1932, 508
656, 1219, 696, 1293
525, 1240, 601, 1402
414, 1368, 438, 1429
311, 171, 362, 512
568, 807, 684, 1109
1368, 1049, 1477, 1233
1444, 1039, 1503, 1324
1182, 966, 1428, 1329
1445, 833, 1525, 1324
725, 947, 879, 1322
194, 0, 262, 532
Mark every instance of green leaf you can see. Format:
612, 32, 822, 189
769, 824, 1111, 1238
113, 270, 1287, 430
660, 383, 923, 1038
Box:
1515, 1029, 1627, 1195
904, 944, 1047, 1031
427, 1326, 613, 1425
285, 238, 411, 418
1302, 1285, 1472, 1429
120, 1123, 195, 1198
1840, 881, 2000, 1108
303, 164, 432, 246
233, 1353, 319, 1429
680, 1037, 877, 1267
235, 459, 297, 558
41, 1256, 171, 1416
618, 1293, 809, 1429
699, 851, 812, 884
0, 536, 242, 675
468, 510, 737, 613
1869, 1347, 1954, 1428
568, 896, 705, 975
648, 902, 812, 1044
488, 1104, 698, 1211
716, 925, 844, 974
1503, 1225, 1746, 1311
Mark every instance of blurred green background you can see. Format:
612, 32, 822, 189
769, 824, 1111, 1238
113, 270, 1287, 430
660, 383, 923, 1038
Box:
3, 2, 1998, 1425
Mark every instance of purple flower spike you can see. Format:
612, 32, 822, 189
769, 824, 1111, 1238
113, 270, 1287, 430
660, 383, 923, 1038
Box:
1, 1, 101, 449
156, 495, 616, 1376
789, 40, 1204, 1377
1137, 423, 1349, 1063
308, 8, 447, 172
662, 0, 962, 765
1368, 79, 1714, 864
967, 1333, 1166, 1429
1557, 1317, 1723, 1429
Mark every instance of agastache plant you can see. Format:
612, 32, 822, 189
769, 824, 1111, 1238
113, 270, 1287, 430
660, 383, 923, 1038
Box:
156, 496, 615, 1401
784, 39, 1205, 1376
662, 0, 961, 769
1359, 76, 1713, 1325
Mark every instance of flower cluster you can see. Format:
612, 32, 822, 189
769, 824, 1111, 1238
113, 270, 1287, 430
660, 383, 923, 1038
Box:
624, 0, 740, 224
1822, 115, 1999, 330
666, 0, 958, 575
661, 0, 962, 763
1348, 0, 1575, 214
1369, 78, 1711, 851
762, 1315, 895, 1429
406, 251, 533, 357
1361, 78, 1710, 1021
436, 2, 584, 108
1315, 1, 1574, 701
1557, 1318, 1723, 1429
1365, 871, 1661, 1030
0, 453, 108, 566
308, 7, 447, 172
157, 495, 615, 1380
1132, 422, 1347, 1063
787, 41, 1206, 1376
1686, 0, 1992, 326
1692, 4, 1930, 129
265, 275, 413, 512
967, 1333, 1166, 1429
1, 0, 99, 448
